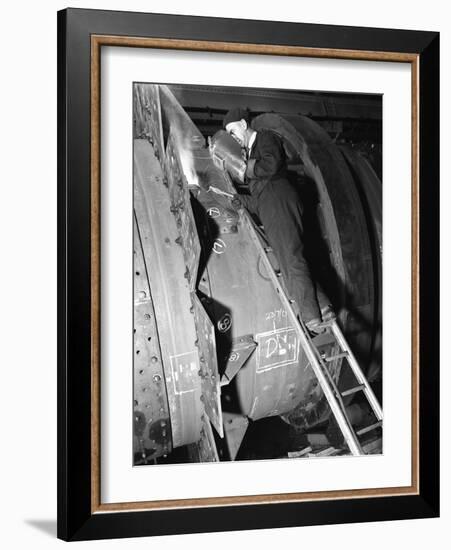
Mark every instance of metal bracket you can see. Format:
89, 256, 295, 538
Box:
220, 334, 257, 386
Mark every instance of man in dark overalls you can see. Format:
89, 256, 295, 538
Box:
223, 107, 334, 333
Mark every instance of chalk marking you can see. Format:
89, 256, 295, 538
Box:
169, 350, 198, 395
255, 327, 299, 371
212, 238, 226, 254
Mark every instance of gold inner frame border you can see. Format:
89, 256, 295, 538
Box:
90, 34, 420, 514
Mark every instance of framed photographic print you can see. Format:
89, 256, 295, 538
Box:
57, 8, 439, 541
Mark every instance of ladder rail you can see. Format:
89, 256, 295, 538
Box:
330, 321, 383, 421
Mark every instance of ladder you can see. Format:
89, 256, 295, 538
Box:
239, 209, 383, 456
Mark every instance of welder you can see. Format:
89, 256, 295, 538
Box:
222, 107, 334, 333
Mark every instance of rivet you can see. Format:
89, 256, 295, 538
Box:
151, 356, 158, 364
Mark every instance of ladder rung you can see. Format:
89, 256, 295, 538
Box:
356, 421, 383, 436
325, 352, 348, 362
341, 384, 365, 397
315, 446, 337, 457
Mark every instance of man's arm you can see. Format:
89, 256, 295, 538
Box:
246, 131, 285, 179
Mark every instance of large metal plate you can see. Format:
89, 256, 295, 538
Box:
193, 182, 312, 421
134, 138, 203, 448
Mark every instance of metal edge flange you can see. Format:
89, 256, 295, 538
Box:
191, 292, 223, 438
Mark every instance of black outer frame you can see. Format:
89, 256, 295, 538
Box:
57, 8, 439, 542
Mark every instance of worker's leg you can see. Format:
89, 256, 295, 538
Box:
315, 281, 332, 311
256, 180, 322, 323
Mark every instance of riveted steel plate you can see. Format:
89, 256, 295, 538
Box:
134, 138, 203, 449
133, 217, 171, 464
187, 413, 220, 463
165, 135, 201, 291
191, 292, 223, 437
133, 84, 165, 162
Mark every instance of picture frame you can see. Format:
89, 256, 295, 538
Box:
57, 7, 439, 541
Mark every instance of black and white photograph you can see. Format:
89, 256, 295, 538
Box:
0, 0, 444, 545
133, 82, 383, 466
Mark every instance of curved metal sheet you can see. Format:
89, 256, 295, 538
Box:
339, 145, 382, 382
191, 173, 319, 421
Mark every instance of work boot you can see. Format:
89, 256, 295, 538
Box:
321, 305, 336, 323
